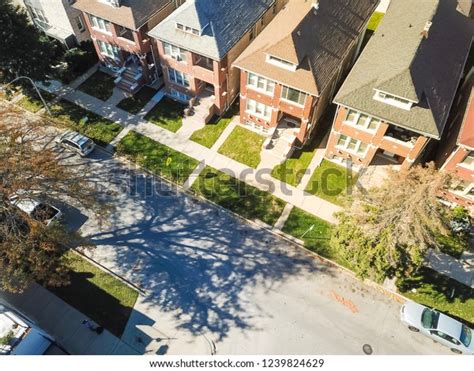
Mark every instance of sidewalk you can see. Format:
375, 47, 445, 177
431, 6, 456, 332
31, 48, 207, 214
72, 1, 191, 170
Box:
42, 81, 341, 224
426, 249, 474, 288
0, 284, 140, 355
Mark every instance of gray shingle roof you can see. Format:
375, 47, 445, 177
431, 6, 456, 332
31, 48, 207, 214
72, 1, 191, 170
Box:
148, 0, 275, 60
73, 0, 171, 30
334, 0, 473, 139
234, 0, 379, 96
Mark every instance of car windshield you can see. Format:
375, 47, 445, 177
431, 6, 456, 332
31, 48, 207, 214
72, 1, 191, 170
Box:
421, 308, 440, 329
31, 204, 58, 223
460, 325, 472, 347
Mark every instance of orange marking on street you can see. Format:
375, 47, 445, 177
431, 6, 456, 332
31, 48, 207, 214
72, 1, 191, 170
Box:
331, 291, 359, 313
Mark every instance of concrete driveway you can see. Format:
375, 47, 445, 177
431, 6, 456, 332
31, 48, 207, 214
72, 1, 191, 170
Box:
61, 148, 449, 355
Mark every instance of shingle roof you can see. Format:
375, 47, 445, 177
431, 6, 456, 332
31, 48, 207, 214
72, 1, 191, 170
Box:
334, 0, 473, 139
234, 0, 379, 96
73, 0, 171, 30
148, 0, 275, 60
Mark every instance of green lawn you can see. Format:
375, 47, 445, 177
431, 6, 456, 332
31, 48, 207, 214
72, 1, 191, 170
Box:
192, 166, 286, 226
190, 106, 238, 148
117, 131, 199, 184
117, 86, 157, 115
281, 207, 349, 265
78, 71, 115, 101
218, 126, 265, 168
49, 252, 138, 337
367, 11, 384, 31
305, 160, 357, 206
145, 97, 185, 133
17, 91, 56, 113
48, 100, 123, 146
398, 268, 474, 326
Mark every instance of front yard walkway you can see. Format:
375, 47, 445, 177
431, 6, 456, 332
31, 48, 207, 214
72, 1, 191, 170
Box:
38, 80, 341, 224
426, 249, 474, 288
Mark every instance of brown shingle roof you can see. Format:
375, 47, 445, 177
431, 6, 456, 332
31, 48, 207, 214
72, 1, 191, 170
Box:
234, 0, 379, 96
73, 0, 172, 30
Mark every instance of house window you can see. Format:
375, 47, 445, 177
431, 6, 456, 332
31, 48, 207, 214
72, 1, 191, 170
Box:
96, 40, 120, 59
75, 16, 85, 32
266, 55, 297, 71
246, 99, 272, 120
249, 25, 256, 41
337, 134, 369, 156
373, 90, 413, 110
247, 73, 275, 94
26, 5, 48, 25
344, 110, 380, 131
452, 180, 474, 200
281, 86, 306, 106
170, 89, 190, 102
461, 151, 474, 168
176, 23, 200, 35
90, 15, 110, 33
168, 68, 189, 87
163, 43, 187, 63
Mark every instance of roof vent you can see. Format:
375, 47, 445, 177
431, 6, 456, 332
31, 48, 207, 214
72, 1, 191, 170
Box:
312, 0, 320, 10
421, 21, 432, 38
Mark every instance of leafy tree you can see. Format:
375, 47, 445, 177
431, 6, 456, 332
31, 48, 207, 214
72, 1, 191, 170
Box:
332, 163, 455, 282
0, 103, 107, 292
0, 0, 56, 83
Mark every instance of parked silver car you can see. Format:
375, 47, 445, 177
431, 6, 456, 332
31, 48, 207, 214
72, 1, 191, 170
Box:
401, 301, 473, 354
56, 131, 95, 157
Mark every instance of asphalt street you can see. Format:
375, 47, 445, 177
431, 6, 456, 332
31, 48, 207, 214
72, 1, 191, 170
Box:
57, 147, 450, 355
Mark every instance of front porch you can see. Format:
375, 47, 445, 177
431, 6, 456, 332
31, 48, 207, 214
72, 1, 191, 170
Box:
259, 115, 302, 169
357, 151, 403, 190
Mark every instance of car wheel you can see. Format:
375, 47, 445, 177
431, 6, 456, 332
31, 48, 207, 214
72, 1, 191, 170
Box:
450, 348, 462, 354
408, 326, 420, 332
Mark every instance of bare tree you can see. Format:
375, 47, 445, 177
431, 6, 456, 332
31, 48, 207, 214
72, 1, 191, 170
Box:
332, 163, 456, 282
0, 103, 107, 292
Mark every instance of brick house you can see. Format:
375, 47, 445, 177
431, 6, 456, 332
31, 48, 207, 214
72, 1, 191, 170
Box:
73, 0, 185, 93
148, 0, 287, 116
437, 72, 474, 213
15, 0, 90, 47
233, 0, 378, 163
325, 0, 473, 172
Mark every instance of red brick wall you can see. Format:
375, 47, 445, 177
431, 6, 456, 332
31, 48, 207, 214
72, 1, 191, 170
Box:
325, 106, 431, 169
239, 70, 315, 139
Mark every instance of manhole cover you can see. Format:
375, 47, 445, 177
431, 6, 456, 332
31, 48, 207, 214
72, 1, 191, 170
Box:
363, 344, 373, 355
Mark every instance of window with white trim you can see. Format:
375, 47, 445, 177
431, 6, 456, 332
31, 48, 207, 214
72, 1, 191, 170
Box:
246, 99, 272, 120
90, 15, 110, 33
168, 68, 189, 87
27, 5, 48, 24
452, 180, 474, 200
75, 16, 85, 32
247, 73, 275, 95
96, 40, 120, 59
461, 151, 474, 169
281, 86, 306, 106
373, 90, 413, 110
344, 109, 380, 131
176, 23, 200, 35
266, 55, 297, 71
336, 134, 369, 156
163, 43, 187, 63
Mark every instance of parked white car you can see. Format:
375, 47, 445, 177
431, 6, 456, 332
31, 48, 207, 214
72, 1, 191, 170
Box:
9, 195, 63, 227
401, 301, 473, 354
56, 131, 95, 157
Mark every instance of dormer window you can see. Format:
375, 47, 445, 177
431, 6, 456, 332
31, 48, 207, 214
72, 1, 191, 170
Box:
176, 23, 200, 36
373, 90, 414, 110
266, 55, 297, 72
